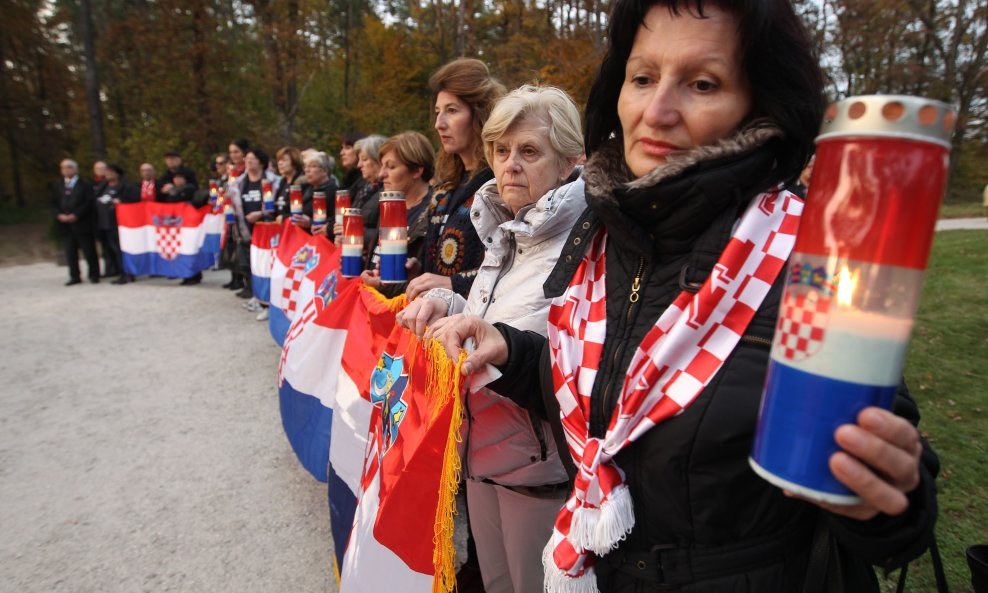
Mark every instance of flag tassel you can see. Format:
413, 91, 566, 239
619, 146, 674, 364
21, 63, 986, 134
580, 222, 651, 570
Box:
424, 338, 466, 593
361, 285, 409, 313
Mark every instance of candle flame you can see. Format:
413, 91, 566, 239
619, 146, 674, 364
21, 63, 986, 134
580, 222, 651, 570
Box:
835, 265, 858, 307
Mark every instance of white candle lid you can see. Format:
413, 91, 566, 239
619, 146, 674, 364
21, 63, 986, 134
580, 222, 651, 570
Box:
817, 95, 955, 148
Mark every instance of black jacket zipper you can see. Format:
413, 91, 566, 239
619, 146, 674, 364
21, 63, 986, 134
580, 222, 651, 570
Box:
597, 256, 646, 434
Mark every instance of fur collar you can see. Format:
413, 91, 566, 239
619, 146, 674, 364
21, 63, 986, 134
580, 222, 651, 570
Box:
583, 121, 784, 203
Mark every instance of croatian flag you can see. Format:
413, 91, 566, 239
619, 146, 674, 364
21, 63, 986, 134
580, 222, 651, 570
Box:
339, 325, 466, 593
268, 223, 341, 346
250, 221, 281, 305
323, 289, 407, 572
117, 202, 219, 278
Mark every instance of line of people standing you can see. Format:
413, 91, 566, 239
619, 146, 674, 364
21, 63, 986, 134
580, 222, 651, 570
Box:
52, 151, 204, 286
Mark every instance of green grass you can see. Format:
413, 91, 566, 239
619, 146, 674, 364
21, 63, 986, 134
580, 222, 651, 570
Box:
938, 201, 986, 220
884, 230, 988, 593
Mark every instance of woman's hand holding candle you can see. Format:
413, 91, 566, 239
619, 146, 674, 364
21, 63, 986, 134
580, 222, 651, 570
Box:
291, 214, 311, 230
246, 211, 263, 224
786, 407, 922, 520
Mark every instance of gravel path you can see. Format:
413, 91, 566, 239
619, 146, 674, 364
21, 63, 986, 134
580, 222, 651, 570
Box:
0, 264, 337, 593
935, 216, 988, 231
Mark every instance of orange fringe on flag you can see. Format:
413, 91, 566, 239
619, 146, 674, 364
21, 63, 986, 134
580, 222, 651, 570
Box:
360, 284, 409, 313
423, 338, 467, 593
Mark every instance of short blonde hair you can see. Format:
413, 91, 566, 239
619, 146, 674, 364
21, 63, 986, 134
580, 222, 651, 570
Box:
380, 132, 436, 182
483, 85, 584, 169
303, 151, 331, 171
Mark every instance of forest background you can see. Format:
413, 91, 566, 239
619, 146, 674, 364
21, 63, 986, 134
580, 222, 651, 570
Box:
0, 0, 986, 212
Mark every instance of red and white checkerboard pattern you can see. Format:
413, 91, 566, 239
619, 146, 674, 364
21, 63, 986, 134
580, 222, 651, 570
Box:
155, 226, 181, 261
543, 190, 803, 590
776, 288, 829, 361
278, 300, 317, 387
281, 267, 304, 315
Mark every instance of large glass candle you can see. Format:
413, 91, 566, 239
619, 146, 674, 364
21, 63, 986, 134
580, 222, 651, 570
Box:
224, 201, 235, 225
341, 208, 364, 278
262, 179, 274, 212
335, 190, 351, 225
208, 180, 218, 207
751, 95, 955, 504
378, 191, 408, 284
289, 185, 303, 217
312, 192, 328, 226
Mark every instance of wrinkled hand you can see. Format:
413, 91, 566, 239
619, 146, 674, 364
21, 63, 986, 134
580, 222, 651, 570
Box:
406, 273, 452, 301
787, 407, 922, 521
246, 211, 264, 223
292, 214, 311, 230
426, 314, 508, 376
360, 269, 381, 289
396, 297, 448, 338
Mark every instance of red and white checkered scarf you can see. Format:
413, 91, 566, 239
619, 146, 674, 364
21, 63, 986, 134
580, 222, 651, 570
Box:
543, 190, 802, 593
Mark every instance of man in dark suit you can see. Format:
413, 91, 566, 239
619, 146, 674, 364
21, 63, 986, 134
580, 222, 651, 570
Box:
158, 151, 198, 192
52, 159, 100, 285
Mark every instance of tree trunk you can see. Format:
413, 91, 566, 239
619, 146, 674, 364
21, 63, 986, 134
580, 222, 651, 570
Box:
79, 0, 107, 160
0, 41, 25, 207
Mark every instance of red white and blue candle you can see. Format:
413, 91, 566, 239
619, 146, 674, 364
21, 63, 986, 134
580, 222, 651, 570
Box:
262, 179, 275, 212
341, 208, 364, 278
751, 95, 955, 504
378, 191, 407, 284
289, 185, 303, 217
335, 190, 351, 225
209, 180, 218, 207
312, 192, 328, 226
224, 201, 235, 225
215, 186, 226, 214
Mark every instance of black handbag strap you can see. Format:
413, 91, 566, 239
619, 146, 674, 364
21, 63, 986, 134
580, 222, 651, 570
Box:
803, 515, 842, 593
896, 532, 949, 593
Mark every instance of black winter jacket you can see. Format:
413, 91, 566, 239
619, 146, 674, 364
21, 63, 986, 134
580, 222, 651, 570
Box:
490, 127, 939, 593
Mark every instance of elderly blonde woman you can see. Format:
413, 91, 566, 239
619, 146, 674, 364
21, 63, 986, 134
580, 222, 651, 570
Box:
295, 151, 337, 233
331, 134, 386, 250
397, 85, 585, 593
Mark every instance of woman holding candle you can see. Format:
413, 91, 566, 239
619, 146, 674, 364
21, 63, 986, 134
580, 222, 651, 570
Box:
222, 139, 250, 291
236, 148, 280, 302
398, 85, 586, 593
351, 135, 386, 245
328, 135, 386, 248
296, 151, 337, 233
340, 132, 367, 191
357, 131, 435, 296
273, 146, 305, 222
405, 58, 506, 301
426, 2, 939, 592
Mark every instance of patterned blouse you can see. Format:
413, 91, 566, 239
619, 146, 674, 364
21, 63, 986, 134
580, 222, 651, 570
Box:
422, 168, 493, 297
